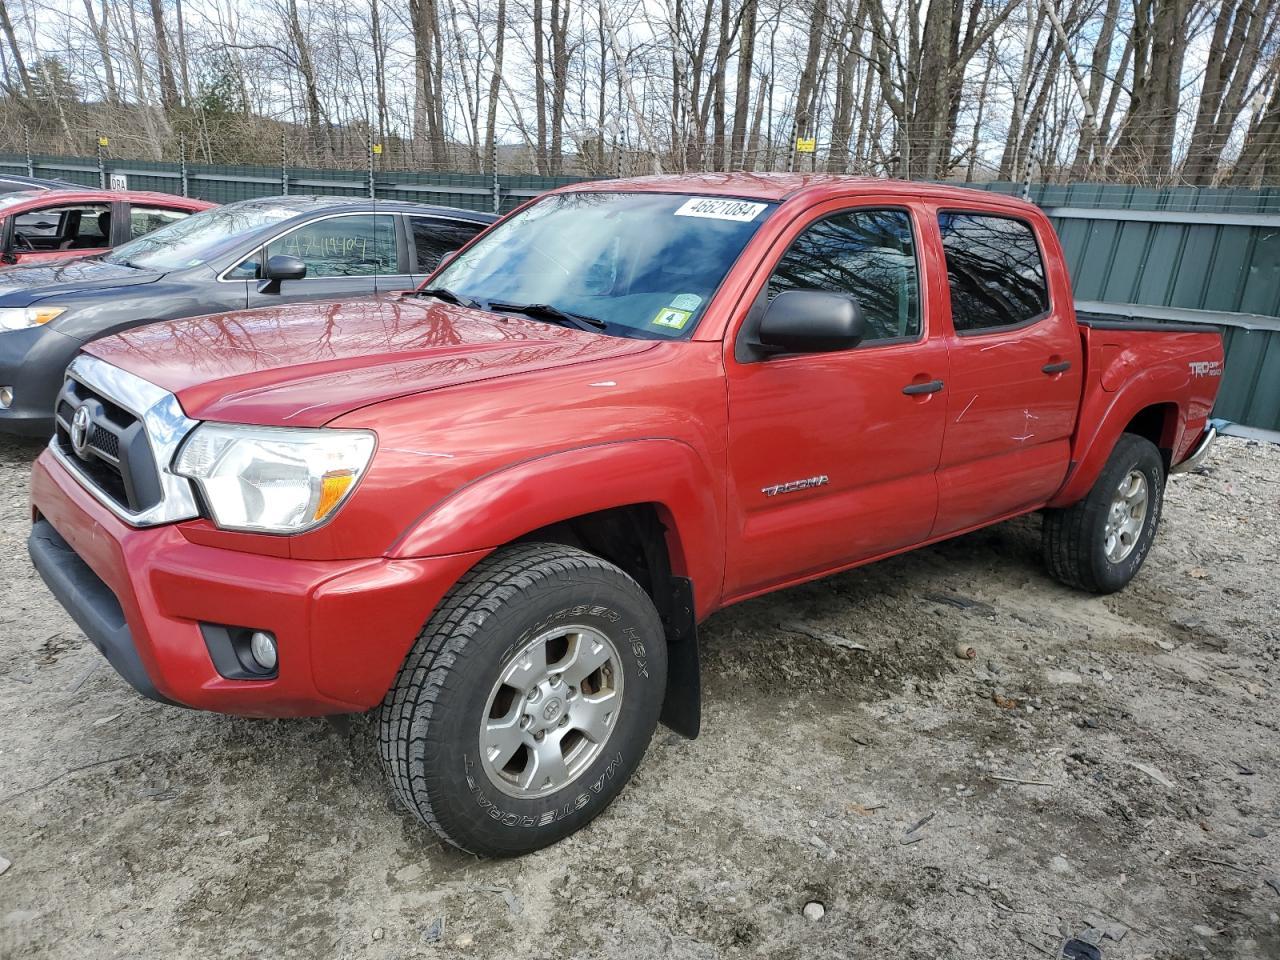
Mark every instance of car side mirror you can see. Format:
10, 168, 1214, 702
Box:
258, 254, 306, 293
434, 249, 459, 272
756, 290, 865, 354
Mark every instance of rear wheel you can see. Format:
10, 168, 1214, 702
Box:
378, 542, 666, 857
1042, 433, 1165, 594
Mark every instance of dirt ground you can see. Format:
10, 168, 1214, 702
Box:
0, 432, 1277, 960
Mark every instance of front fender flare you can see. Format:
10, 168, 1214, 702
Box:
388, 438, 725, 618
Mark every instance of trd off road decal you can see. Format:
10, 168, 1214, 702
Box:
1188, 360, 1223, 378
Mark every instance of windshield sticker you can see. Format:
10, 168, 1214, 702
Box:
669, 293, 702, 311
674, 198, 768, 222
652, 307, 693, 330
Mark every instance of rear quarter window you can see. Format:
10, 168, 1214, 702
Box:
938, 212, 1049, 332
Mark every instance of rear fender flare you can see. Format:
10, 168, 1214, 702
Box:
388, 439, 725, 618
1050, 371, 1186, 508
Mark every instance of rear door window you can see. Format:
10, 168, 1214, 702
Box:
408, 216, 485, 273
129, 206, 191, 239
938, 212, 1049, 332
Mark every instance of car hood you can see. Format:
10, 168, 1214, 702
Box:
83, 295, 656, 426
0, 257, 163, 300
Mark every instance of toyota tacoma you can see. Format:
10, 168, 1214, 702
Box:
28, 175, 1223, 856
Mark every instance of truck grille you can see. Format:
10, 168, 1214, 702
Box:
54, 377, 162, 513
51, 355, 201, 527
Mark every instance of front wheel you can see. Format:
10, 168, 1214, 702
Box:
378, 542, 667, 857
1042, 432, 1166, 594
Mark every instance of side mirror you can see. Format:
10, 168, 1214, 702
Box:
257, 254, 306, 293
434, 249, 459, 272
756, 290, 865, 354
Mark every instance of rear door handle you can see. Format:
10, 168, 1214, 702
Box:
902, 379, 945, 396
1042, 361, 1072, 374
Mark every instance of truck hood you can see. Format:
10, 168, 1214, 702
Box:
0, 257, 164, 302
83, 295, 656, 426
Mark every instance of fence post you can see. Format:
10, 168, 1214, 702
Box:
368, 133, 375, 199
97, 136, 107, 189
281, 135, 289, 196
24, 127, 32, 177
179, 141, 189, 197
491, 140, 501, 214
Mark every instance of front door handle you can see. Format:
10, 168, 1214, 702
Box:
902, 379, 945, 396
1042, 360, 1072, 374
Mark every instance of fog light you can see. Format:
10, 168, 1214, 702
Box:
0, 386, 12, 409
249, 631, 277, 671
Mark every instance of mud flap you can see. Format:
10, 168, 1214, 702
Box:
659, 576, 700, 739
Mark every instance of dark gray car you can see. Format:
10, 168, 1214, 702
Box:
0, 195, 495, 435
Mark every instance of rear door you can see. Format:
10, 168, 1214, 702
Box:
723, 200, 948, 597
241, 212, 405, 308
124, 203, 194, 244
931, 210, 1083, 536
406, 214, 488, 284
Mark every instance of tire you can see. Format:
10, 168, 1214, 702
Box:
378, 542, 667, 857
1042, 433, 1166, 594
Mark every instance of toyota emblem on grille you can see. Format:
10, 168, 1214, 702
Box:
70, 403, 92, 459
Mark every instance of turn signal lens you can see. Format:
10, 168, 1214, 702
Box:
314, 470, 357, 521
0, 306, 67, 331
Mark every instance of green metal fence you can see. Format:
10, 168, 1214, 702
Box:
0, 152, 584, 214
1, 152, 1277, 431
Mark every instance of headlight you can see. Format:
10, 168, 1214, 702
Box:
174, 423, 376, 533
0, 306, 66, 331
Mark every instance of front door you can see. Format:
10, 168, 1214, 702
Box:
931, 210, 1083, 536
8, 200, 114, 263
243, 212, 407, 309
723, 203, 949, 598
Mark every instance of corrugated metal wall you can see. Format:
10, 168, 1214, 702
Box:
2, 155, 1277, 430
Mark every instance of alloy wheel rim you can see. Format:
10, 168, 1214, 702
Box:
1103, 469, 1148, 563
479, 624, 624, 799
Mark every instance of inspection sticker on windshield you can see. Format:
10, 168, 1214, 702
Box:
670, 293, 702, 311
674, 198, 768, 222
652, 307, 693, 329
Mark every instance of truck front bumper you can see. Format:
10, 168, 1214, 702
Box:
28, 450, 488, 716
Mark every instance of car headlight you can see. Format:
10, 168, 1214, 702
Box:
0, 306, 66, 331
174, 423, 376, 533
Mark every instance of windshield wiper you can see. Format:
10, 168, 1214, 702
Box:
418, 286, 481, 309
486, 301, 607, 332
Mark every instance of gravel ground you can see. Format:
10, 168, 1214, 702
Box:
0, 433, 1277, 960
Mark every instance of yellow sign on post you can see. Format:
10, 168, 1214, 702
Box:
97, 137, 109, 147
372, 144, 383, 155
795, 137, 816, 154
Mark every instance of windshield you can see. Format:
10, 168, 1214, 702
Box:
431, 191, 776, 338
104, 203, 298, 272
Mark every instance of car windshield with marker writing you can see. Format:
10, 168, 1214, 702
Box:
428, 191, 777, 338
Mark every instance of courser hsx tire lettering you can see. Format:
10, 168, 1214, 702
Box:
377, 542, 667, 857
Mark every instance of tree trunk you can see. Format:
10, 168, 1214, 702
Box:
484, 0, 507, 171
729, 0, 758, 169
0, 0, 34, 99
148, 0, 180, 109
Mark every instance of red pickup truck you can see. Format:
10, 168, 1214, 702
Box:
27, 175, 1222, 856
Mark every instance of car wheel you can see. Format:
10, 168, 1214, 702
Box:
1042, 432, 1166, 594
378, 542, 667, 856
